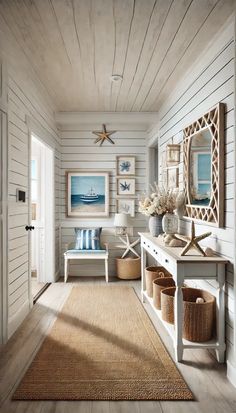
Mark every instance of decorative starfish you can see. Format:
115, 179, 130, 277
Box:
92, 124, 116, 146
175, 221, 211, 256
118, 234, 140, 259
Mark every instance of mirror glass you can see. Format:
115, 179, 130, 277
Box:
190, 129, 212, 206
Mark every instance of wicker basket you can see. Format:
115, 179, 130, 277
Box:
145, 266, 172, 297
161, 287, 215, 342
153, 277, 175, 310
116, 257, 141, 279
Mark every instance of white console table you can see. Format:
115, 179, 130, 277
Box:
139, 232, 228, 363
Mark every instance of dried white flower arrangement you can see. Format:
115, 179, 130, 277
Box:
139, 183, 182, 217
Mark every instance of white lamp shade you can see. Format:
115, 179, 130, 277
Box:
114, 213, 130, 227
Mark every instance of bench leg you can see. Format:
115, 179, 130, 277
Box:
64, 257, 68, 283
105, 258, 108, 283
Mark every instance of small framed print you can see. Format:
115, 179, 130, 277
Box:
167, 167, 179, 189
117, 198, 135, 217
116, 156, 135, 176
117, 177, 135, 196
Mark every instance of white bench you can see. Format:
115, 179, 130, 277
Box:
64, 243, 109, 283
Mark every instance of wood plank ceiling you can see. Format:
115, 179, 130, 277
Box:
0, 0, 235, 112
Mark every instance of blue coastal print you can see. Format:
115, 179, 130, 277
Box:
120, 161, 131, 173
71, 175, 105, 212
120, 181, 131, 192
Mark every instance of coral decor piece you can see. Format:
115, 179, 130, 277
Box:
138, 183, 179, 217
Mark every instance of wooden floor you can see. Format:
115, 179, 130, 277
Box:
0, 277, 236, 413
31, 278, 46, 299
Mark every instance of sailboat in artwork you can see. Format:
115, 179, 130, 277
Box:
80, 187, 99, 203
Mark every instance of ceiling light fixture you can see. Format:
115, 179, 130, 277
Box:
110, 74, 123, 82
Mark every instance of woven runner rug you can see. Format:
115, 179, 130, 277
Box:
13, 286, 193, 401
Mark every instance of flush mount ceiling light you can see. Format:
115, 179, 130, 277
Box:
110, 74, 123, 82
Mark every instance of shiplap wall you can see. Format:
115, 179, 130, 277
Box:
7, 76, 61, 338
59, 120, 148, 277
0, 15, 61, 337
148, 22, 235, 364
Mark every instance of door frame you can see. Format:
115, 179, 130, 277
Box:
0, 60, 8, 344
26, 117, 55, 307
0, 110, 8, 344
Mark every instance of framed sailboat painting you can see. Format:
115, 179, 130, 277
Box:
66, 171, 109, 217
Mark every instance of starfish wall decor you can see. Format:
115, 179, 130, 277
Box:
175, 221, 212, 256
92, 124, 116, 146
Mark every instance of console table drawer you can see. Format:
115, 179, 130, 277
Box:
158, 255, 176, 276
141, 239, 175, 275
142, 239, 160, 259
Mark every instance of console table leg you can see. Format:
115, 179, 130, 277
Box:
141, 246, 146, 303
215, 263, 226, 363
174, 273, 184, 362
64, 257, 68, 283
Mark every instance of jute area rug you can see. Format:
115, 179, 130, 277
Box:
13, 286, 193, 401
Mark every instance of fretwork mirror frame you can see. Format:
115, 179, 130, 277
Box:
183, 103, 225, 227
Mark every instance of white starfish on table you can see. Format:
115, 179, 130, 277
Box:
175, 220, 211, 256
118, 234, 140, 258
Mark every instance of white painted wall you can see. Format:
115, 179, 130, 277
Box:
57, 114, 151, 277
0, 18, 61, 339
147, 20, 236, 376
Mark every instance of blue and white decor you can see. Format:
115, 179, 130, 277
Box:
74, 228, 102, 250
67, 171, 109, 217
117, 177, 135, 196
116, 156, 135, 175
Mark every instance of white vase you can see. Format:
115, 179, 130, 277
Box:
149, 215, 164, 237
162, 213, 178, 234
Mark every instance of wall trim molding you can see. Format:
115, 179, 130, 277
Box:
0, 60, 8, 113
8, 300, 30, 340
227, 360, 236, 388
55, 111, 159, 128
26, 115, 57, 149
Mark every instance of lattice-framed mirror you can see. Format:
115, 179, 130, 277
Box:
183, 103, 225, 227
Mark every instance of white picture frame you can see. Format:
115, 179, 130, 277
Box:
66, 171, 109, 217
116, 156, 135, 176
167, 167, 179, 189
116, 198, 135, 217
116, 177, 135, 196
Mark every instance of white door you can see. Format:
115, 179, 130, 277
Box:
30, 135, 54, 286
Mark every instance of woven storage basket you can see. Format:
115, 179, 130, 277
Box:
145, 266, 172, 297
153, 277, 175, 310
161, 287, 215, 342
116, 257, 141, 280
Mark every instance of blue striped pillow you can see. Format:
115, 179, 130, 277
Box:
74, 228, 102, 250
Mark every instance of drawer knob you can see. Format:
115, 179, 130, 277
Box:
165, 259, 169, 263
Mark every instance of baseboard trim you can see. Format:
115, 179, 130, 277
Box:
8, 300, 30, 339
54, 270, 60, 282
227, 360, 236, 388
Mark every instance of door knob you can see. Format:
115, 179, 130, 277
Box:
25, 225, 35, 231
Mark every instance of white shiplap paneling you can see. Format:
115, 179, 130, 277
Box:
7, 76, 61, 338
147, 22, 235, 365
59, 119, 148, 277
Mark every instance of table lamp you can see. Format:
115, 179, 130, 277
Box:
114, 213, 130, 236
